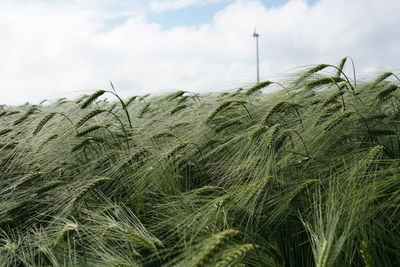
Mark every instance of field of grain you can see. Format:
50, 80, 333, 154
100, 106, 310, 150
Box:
0, 58, 399, 266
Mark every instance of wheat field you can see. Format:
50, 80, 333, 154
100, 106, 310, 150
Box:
0, 58, 399, 266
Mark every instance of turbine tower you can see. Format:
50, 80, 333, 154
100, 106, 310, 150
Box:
253, 30, 260, 83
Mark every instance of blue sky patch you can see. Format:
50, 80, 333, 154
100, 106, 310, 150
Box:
149, 1, 230, 28
101, 0, 321, 30
146, 0, 320, 29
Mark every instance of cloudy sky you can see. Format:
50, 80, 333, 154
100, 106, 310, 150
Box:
1, 0, 399, 105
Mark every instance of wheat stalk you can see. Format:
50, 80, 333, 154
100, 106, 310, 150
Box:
6, 111, 21, 116
245, 81, 273, 95
248, 125, 268, 140
274, 130, 290, 151
76, 124, 109, 137
72, 136, 104, 152
124, 96, 137, 108
122, 147, 152, 168
192, 229, 239, 267
215, 120, 242, 133
73, 177, 112, 204
80, 90, 106, 109
138, 103, 151, 117
166, 90, 186, 100
316, 239, 330, 267
364, 145, 384, 163
39, 134, 58, 149
262, 101, 296, 124
266, 123, 281, 148
13, 107, 37, 125
151, 132, 175, 140
368, 72, 393, 90
321, 91, 345, 107
177, 95, 190, 104
297, 64, 330, 83
125, 230, 157, 253
33, 112, 57, 135
0, 111, 7, 118
336, 56, 357, 85
323, 111, 355, 131
0, 128, 13, 137
377, 84, 398, 101
207, 101, 235, 121
171, 104, 188, 115
15, 172, 47, 188
317, 103, 343, 123
305, 77, 346, 90
360, 240, 374, 267
0, 142, 17, 149
108, 103, 118, 113
36, 180, 64, 194
7, 199, 34, 215
167, 142, 189, 158
76, 109, 107, 128
336, 57, 347, 77
215, 244, 255, 267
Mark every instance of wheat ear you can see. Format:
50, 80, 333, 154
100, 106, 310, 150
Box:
316, 239, 331, 267
76, 124, 109, 137
215, 244, 255, 267
193, 229, 239, 267
377, 84, 398, 101
13, 107, 37, 125
171, 104, 188, 115
321, 91, 345, 107
249, 125, 269, 140
207, 101, 235, 121
297, 64, 330, 82
336, 57, 347, 77
323, 111, 355, 131
360, 240, 374, 267
262, 101, 296, 124
0, 128, 13, 136
36, 180, 64, 194
76, 109, 107, 128
80, 90, 106, 109
215, 120, 242, 133
138, 103, 151, 117
15, 172, 47, 188
124, 96, 137, 108
125, 231, 158, 253
73, 177, 112, 203
266, 123, 281, 148
245, 81, 273, 95
305, 77, 345, 90
33, 112, 57, 135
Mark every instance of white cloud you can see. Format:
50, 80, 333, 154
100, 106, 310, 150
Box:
149, 0, 227, 13
0, 0, 400, 105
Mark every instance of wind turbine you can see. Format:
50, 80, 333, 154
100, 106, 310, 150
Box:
253, 29, 260, 83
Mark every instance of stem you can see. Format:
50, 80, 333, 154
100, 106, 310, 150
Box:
107, 90, 133, 128
327, 64, 356, 93
287, 128, 310, 157
57, 113, 78, 135
108, 110, 131, 152
353, 112, 374, 145
347, 56, 357, 86
239, 103, 252, 119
